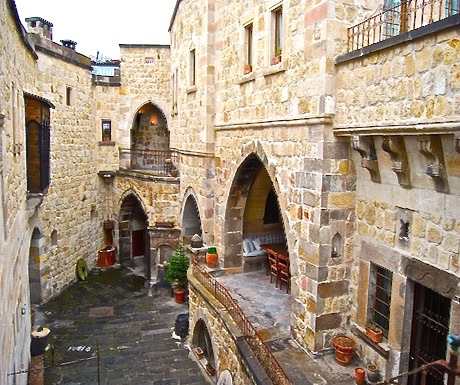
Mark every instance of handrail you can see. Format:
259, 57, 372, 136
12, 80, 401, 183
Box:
119, 148, 178, 176
192, 261, 291, 385
375, 339, 459, 385
347, 0, 459, 52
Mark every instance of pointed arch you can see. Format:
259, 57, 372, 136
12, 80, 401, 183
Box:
182, 188, 204, 244
29, 227, 44, 304
118, 192, 149, 275
222, 145, 288, 272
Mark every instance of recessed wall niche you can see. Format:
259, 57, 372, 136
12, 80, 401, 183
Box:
396, 208, 413, 249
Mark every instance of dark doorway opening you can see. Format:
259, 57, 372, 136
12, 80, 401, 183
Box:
409, 283, 451, 385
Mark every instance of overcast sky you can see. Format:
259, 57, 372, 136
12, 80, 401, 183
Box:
14, 0, 176, 59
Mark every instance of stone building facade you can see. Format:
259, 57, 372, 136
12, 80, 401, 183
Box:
0, 2, 178, 384
0, 0, 459, 384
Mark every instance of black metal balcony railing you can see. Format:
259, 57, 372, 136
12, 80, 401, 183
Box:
348, 0, 459, 52
119, 148, 178, 177
192, 261, 291, 385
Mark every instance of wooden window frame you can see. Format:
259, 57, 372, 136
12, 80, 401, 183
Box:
101, 119, 111, 141
244, 22, 254, 73
189, 49, 196, 87
273, 6, 283, 59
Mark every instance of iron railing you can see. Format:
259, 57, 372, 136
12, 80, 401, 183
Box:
192, 261, 291, 385
375, 340, 459, 385
348, 0, 459, 51
119, 148, 179, 177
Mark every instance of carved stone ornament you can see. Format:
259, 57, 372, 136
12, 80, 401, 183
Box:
418, 135, 448, 193
351, 135, 380, 182
381, 136, 410, 188
402, 256, 458, 299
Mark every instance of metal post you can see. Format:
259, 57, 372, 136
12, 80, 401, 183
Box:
446, 334, 459, 385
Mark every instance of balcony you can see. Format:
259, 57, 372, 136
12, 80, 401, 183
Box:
119, 148, 179, 177
347, 0, 459, 52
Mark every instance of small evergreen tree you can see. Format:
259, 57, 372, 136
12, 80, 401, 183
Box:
164, 244, 189, 289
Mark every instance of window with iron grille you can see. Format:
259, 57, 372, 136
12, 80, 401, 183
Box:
370, 263, 392, 337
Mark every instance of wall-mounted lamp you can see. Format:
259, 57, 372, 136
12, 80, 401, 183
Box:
98, 171, 115, 184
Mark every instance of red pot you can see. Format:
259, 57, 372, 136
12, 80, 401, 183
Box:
355, 367, 366, 385
206, 252, 218, 268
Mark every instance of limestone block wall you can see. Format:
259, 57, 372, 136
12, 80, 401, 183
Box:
335, 27, 460, 129
0, 2, 45, 384
118, 46, 172, 150
28, 44, 103, 300
115, 176, 181, 226
94, 84, 122, 172
170, 0, 358, 353
212, 0, 347, 126
335, 21, 460, 377
169, 0, 216, 154
212, 124, 355, 352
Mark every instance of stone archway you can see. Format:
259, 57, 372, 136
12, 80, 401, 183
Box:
132, 102, 169, 153
223, 153, 285, 270
182, 190, 203, 244
118, 193, 149, 277
29, 227, 44, 304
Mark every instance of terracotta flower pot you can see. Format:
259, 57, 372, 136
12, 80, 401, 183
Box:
354, 367, 366, 385
366, 325, 383, 343
332, 335, 355, 366
206, 247, 218, 268
206, 364, 215, 376
173, 287, 186, 304
194, 347, 204, 360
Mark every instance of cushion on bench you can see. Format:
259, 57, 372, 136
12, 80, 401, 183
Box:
242, 232, 285, 257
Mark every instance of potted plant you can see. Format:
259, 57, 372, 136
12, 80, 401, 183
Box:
205, 362, 216, 376
205, 246, 218, 268
331, 335, 355, 366
272, 48, 282, 65
366, 321, 383, 343
164, 244, 190, 304
244, 64, 253, 74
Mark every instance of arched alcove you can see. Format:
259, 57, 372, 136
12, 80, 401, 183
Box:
29, 227, 44, 304
182, 192, 202, 245
223, 153, 285, 270
118, 193, 149, 277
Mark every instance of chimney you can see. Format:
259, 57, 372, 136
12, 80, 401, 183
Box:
60, 40, 77, 51
25, 17, 53, 40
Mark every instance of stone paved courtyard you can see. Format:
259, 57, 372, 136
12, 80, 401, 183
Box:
33, 266, 210, 385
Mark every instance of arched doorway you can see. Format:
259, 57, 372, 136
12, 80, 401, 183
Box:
119, 193, 149, 277
29, 227, 44, 304
182, 192, 203, 245
192, 318, 215, 364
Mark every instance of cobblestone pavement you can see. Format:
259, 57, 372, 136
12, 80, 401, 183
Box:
35, 265, 362, 385
34, 266, 210, 385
